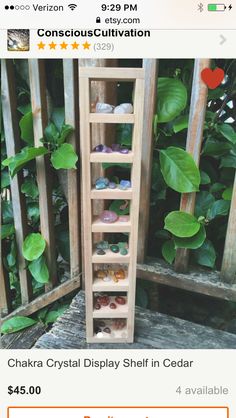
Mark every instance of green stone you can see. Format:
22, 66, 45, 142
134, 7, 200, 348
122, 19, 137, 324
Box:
96, 240, 109, 250
120, 248, 128, 255
110, 244, 119, 253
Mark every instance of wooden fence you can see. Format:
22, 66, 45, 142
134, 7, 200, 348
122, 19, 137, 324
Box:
1, 58, 236, 321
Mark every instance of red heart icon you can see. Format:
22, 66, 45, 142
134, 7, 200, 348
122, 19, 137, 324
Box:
201, 67, 225, 90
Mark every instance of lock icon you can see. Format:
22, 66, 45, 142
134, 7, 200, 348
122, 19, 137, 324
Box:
96, 17, 101, 23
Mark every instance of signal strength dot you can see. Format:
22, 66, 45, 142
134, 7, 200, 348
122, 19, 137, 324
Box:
68, 3, 77, 10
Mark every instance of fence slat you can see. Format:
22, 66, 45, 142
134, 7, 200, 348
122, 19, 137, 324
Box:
28, 60, 57, 289
137, 59, 158, 263
1, 59, 33, 304
175, 58, 211, 273
221, 173, 236, 284
63, 60, 81, 283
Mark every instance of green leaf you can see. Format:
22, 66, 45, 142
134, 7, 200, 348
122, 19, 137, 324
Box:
195, 191, 215, 218
27, 203, 40, 224
51, 143, 78, 169
1, 170, 10, 189
210, 183, 225, 193
56, 227, 70, 263
102, 162, 131, 170
162, 240, 176, 264
51, 107, 65, 131
45, 305, 69, 324
218, 124, 236, 144
194, 240, 216, 268
200, 171, 211, 185
220, 154, 236, 169
116, 124, 132, 146
222, 186, 233, 201
164, 211, 200, 238
109, 200, 130, 215
17, 103, 31, 115
156, 78, 187, 123
21, 178, 39, 199
7, 240, 17, 268
19, 112, 34, 145
1, 224, 15, 240
58, 124, 73, 145
1, 316, 36, 334
174, 225, 206, 249
22, 233, 46, 261
203, 139, 231, 157
207, 200, 230, 220
2, 146, 48, 178
29, 255, 49, 283
160, 147, 200, 193
173, 115, 189, 133
2, 201, 13, 223
44, 123, 59, 145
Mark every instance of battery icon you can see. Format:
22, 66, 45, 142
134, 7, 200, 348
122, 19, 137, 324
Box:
208, 3, 226, 11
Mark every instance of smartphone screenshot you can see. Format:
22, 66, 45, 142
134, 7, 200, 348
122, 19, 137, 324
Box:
0, 0, 235, 417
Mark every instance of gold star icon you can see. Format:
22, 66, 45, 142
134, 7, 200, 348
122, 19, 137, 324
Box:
49, 41, 57, 50
37, 41, 45, 50
82, 41, 91, 50
60, 42, 68, 50
71, 41, 79, 49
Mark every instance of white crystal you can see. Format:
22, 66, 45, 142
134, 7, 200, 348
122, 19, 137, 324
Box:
114, 103, 133, 114
96, 102, 114, 113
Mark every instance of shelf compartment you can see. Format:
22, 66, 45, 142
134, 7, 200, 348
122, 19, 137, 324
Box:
89, 113, 135, 124
92, 217, 131, 233
93, 277, 129, 292
93, 296, 128, 318
92, 249, 130, 264
90, 151, 133, 163
80, 66, 144, 81
91, 188, 132, 200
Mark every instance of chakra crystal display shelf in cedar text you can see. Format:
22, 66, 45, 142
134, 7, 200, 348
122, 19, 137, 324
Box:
79, 67, 145, 343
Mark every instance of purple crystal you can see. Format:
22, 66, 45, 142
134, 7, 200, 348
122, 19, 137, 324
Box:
100, 210, 118, 223
93, 144, 105, 152
105, 147, 113, 153
108, 182, 117, 189
119, 148, 129, 154
111, 144, 121, 152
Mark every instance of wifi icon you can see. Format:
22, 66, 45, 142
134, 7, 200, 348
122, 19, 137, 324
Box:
68, 3, 77, 10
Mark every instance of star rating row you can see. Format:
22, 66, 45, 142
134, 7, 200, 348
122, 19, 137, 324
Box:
37, 41, 91, 50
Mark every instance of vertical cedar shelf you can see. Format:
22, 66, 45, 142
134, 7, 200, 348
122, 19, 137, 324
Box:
79, 67, 145, 343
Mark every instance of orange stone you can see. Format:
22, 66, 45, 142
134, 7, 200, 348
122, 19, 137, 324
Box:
96, 270, 107, 279
115, 269, 126, 280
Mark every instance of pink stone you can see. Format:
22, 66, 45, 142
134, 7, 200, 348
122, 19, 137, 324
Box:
100, 210, 118, 223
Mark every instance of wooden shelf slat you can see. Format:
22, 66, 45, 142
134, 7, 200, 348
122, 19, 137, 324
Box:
89, 113, 134, 124
93, 278, 129, 292
92, 250, 130, 264
90, 151, 133, 163
80, 66, 144, 80
92, 217, 131, 233
91, 188, 132, 200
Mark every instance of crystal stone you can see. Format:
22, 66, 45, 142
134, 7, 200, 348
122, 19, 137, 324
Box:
120, 248, 128, 256
110, 244, 119, 253
115, 269, 126, 280
100, 210, 118, 223
108, 182, 117, 189
95, 177, 109, 190
96, 240, 109, 250
111, 143, 121, 152
119, 148, 129, 154
93, 144, 105, 152
96, 249, 106, 255
96, 102, 114, 113
119, 180, 131, 190
119, 215, 129, 222
114, 103, 133, 114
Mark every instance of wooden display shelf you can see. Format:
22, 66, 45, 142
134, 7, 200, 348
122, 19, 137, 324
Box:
92, 250, 130, 264
92, 217, 131, 233
93, 277, 129, 292
80, 66, 144, 343
93, 297, 128, 318
89, 113, 135, 124
90, 151, 133, 163
91, 188, 132, 200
